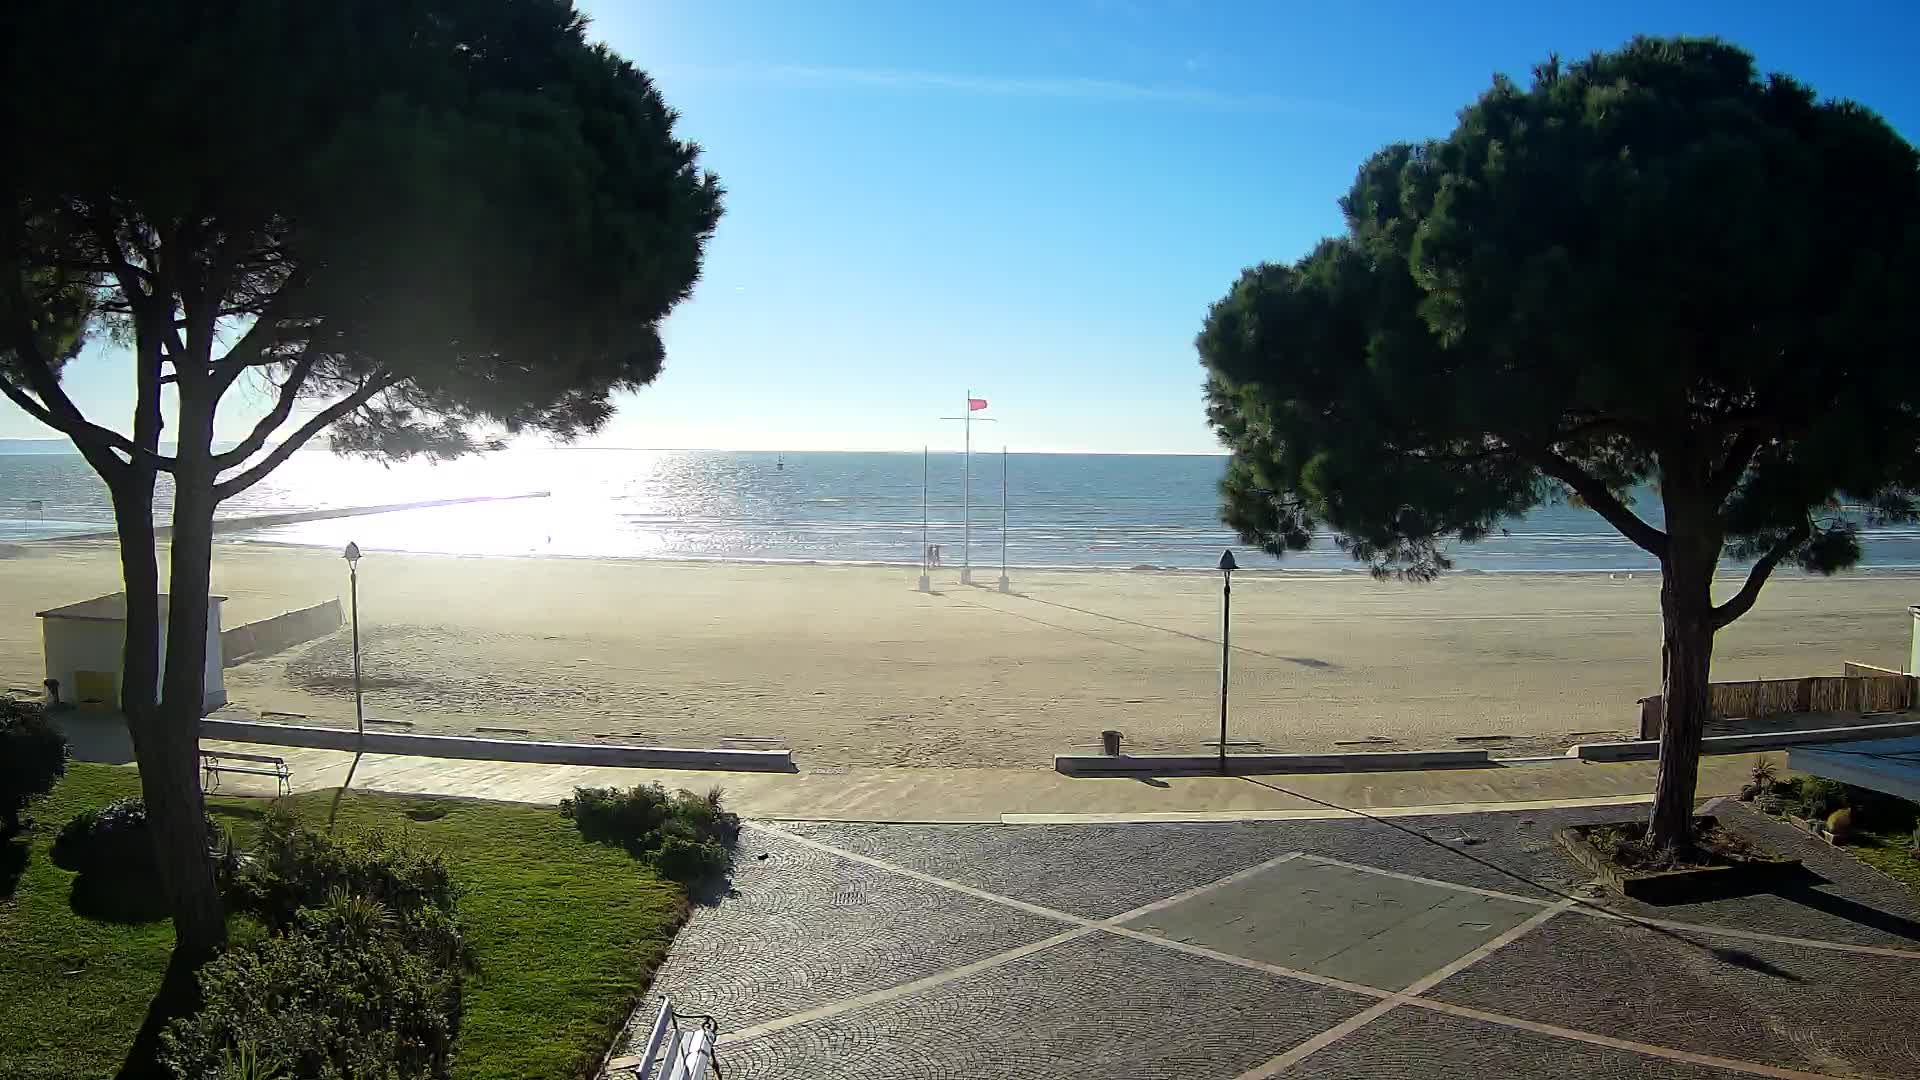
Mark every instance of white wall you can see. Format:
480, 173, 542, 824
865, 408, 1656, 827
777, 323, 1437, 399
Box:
41, 596, 226, 713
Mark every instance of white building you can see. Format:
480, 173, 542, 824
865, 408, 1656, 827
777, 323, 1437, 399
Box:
35, 593, 227, 714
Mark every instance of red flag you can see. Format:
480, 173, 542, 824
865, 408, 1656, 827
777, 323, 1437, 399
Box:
968, 398, 988, 411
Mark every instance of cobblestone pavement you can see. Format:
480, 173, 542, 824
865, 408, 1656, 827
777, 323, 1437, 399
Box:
608, 800, 1920, 1079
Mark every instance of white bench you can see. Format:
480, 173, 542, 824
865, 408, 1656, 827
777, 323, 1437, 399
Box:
623, 999, 715, 1079
201, 750, 291, 796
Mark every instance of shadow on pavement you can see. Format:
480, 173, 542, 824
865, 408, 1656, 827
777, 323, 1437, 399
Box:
1775, 881, 1920, 943
1238, 776, 1812, 982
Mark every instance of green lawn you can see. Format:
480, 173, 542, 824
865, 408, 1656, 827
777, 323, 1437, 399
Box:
1848, 829, 1920, 890
0, 762, 687, 1080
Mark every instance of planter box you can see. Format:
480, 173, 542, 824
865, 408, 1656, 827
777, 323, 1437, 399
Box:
1554, 816, 1802, 903
1775, 812, 1844, 846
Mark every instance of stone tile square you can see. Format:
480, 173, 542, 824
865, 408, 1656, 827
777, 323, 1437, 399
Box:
717, 930, 1379, 1079
1120, 858, 1542, 991
625, 829, 1069, 1035
777, 820, 1299, 919
1431, 912, 1920, 1078
1277, 1004, 1758, 1079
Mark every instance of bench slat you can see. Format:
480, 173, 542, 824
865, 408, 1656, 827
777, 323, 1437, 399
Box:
204, 752, 287, 765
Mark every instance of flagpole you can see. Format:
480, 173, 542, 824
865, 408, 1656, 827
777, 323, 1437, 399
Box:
998, 445, 1010, 593
961, 389, 973, 585
918, 446, 931, 593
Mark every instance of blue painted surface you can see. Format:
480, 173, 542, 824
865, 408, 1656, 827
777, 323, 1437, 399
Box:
1788, 737, 1920, 802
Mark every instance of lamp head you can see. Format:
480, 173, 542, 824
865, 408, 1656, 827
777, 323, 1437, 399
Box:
1217, 549, 1238, 574
344, 541, 361, 567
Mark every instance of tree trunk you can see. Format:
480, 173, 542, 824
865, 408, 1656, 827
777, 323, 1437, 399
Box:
1647, 488, 1721, 852
146, 394, 226, 967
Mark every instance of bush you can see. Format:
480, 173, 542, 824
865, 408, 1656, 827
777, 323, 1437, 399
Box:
233, 809, 458, 929
0, 697, 68, 835
1826, 807, 1857, 842
160, 889, 464, 1080
651, 835, 731, 883
165, 817, 468, 1080
52, 797, 220, 875
559, 783, 740, 884
1798, 777, 1849, 820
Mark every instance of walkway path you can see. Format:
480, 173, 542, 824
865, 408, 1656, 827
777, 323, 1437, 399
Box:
56, 712, 1768, 822
616, 801, 1920, 1078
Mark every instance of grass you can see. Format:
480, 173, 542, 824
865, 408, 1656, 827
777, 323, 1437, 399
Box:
0, 762, 687, 1080
1846, 830, 1920, 890
1745, 765, 1920, 893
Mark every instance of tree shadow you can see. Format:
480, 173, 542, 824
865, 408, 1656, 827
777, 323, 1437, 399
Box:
209, 803, 269, 824
1772, 881, 1920, 943
116, 946, 204, 1080
0, 837, 27, 900
69, 868, 172, 924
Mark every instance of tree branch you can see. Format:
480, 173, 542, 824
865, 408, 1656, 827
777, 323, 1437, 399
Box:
1711, 523, 1808, 630
211, 352, 316, 469
1708, 428, 1762, 503
1525, 446, 1670, 557
0, 328, 173, 471
213, 373, 400, 501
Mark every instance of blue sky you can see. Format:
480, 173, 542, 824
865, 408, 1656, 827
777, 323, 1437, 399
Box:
7, 1, 1917, 454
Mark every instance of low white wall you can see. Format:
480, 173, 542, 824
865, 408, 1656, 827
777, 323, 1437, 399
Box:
40, 596, 226, 713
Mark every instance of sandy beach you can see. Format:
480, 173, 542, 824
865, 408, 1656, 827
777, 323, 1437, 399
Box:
1, 539, 1910, 767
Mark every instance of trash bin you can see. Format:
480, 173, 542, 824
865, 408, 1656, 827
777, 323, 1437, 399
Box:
1101, 729, 1122, 756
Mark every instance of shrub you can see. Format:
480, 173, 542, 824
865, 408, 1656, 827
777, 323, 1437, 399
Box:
0, 697, 68, 835
1826, 807, 1857, 843
1798, 777, 1849, 820
651, 835, 731, 882
559, 783, 740, 884
160, 889, 463, 1080
52, 797, 220, 875
233, 809, 458, 929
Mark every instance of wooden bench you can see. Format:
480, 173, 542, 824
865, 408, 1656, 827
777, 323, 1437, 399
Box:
201, 750, 291, 796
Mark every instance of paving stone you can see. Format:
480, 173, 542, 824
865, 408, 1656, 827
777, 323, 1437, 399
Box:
1122, 858, 1541, 990
1276, 1004, 1757, 1079
614, 808, 1920, 1078
1590, 800, 1920, 950
778, 804, 1664, 918
1430, 911, 1920, 1078
715, 931, 1378, 1079
775, 819, 1300, 918
619, 828, 1068, 1040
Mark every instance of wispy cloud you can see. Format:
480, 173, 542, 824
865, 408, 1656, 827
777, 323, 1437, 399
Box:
665, 63, 1358, 116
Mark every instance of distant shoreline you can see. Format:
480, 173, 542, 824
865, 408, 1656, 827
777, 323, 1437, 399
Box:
21, 531, 1920, 581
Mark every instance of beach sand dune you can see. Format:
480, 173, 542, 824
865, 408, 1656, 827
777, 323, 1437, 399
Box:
1, 541, 1908, 767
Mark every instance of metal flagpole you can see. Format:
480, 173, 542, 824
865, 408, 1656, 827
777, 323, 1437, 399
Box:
961, 390, 973, 585
997, 445, 1010, 593
918, 446, 931, 592
938, 396, 993, 586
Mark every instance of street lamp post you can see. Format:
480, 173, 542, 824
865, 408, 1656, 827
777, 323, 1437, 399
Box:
344, 542, 364, 743
1217, 548, 1237, 776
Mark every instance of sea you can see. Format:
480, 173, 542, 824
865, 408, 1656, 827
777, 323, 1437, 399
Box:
3, 447, 1919, 574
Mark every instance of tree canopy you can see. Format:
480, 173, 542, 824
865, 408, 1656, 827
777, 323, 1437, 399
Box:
1, 0, 723, 479
1199, 36, 1920, 849
1201, 37, 1920, 601
0, 0, 723, 1009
